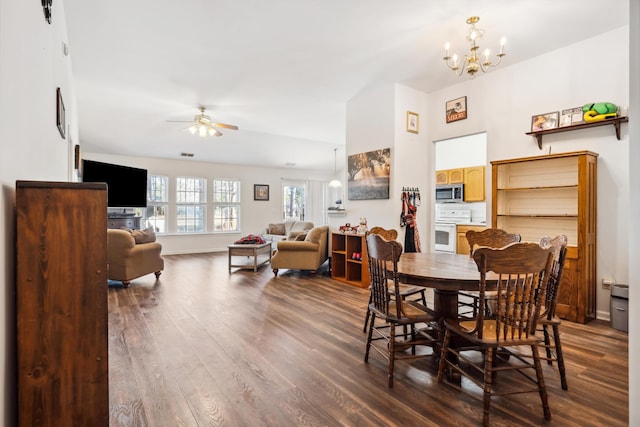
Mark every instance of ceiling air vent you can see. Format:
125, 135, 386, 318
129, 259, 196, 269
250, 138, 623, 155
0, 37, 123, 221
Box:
180, 152, 194, 157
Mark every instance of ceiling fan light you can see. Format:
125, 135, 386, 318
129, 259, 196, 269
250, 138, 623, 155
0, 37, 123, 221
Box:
188, 125, 197, 134
208, 126, 216, 136
198, 125, 207, 137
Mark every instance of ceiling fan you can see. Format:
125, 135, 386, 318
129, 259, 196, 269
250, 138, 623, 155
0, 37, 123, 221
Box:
168, 106, 238, 137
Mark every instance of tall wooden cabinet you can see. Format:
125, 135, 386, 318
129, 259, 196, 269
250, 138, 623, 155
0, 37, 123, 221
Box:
16, 181, 109, 426
331, 232, 370, 288
491, 151, 597, 323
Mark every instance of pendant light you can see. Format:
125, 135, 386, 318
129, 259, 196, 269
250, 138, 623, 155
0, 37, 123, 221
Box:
329, 148, 342, 188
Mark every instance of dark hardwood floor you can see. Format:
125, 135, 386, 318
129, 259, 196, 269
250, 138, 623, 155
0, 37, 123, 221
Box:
108, 252, 628, 426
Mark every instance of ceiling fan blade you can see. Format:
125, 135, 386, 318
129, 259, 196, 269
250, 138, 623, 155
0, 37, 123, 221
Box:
211, 122, 238, 131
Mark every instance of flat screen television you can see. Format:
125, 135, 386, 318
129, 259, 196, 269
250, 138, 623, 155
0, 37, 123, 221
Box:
82, 159, 148, 208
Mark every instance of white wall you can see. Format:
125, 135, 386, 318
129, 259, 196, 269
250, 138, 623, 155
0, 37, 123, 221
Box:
434, 132, 487, 170
340, 84, 395, 231
628, 2, 639, 424
0, 1, 77, 424
84, 153, 331, 254
342, 83, 429, 247
425, 27, 629, 322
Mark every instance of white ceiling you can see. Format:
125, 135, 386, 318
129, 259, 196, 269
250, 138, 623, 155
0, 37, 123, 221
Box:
63, 0, 628, 172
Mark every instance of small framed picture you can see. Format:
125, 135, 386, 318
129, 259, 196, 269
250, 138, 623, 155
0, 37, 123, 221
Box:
446, 96, 467, 123
56, 87, 66, 139
531, 111, 559, 132
406, 111, 419, 134
560, 107, 584, 127
74, 145, 81, 170
254, 184, 269, 201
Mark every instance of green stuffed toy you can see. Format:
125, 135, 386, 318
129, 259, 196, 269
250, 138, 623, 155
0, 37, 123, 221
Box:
582, 102, 618, 122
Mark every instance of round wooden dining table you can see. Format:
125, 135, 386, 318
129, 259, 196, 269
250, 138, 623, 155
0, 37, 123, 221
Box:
395, 251, 498, 320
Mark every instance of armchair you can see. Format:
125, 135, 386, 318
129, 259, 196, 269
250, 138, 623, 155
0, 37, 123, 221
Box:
107, 229, 164, 287
271, 225, 329, 276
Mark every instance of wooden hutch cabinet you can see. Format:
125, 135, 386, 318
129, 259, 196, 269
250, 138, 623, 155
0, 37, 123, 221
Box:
491, 151, 597, 323
16, 181, 109, 426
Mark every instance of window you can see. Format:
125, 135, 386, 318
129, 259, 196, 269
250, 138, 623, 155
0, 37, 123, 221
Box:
176, 177, 206, 233
212, 179, 240, 232
283, 182, 306, 221
144, 175, 168, 233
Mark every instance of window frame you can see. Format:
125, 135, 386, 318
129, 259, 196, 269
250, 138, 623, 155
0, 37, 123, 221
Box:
144, 174, 169, 234
212, 178, 241, 233
176, 176, 207, 233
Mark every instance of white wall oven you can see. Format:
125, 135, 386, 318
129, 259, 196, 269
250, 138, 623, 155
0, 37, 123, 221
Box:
434, 209, 471, 253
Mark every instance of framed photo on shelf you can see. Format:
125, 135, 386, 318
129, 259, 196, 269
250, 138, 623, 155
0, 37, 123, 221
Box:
531, 111, 559, 132
446, 96, 467, 123
56, 87, 66, 139
254, 184, 269, 201
406, 111, 419, 133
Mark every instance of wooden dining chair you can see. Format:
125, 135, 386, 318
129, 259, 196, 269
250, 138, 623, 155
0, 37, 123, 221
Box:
362, 227, 427, 332
537, 235, 569, 390
437, 242, 555, 426
458, 228, 521, 318
364, 233, 439, 388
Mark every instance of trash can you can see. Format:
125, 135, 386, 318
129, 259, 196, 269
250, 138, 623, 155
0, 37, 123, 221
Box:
610, 284, 629, 332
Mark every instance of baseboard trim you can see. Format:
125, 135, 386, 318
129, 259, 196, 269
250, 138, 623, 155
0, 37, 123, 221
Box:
162, 248, 227, 256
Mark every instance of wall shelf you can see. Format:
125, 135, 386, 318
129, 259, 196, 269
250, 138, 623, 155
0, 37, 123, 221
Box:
526, 116, 628, 149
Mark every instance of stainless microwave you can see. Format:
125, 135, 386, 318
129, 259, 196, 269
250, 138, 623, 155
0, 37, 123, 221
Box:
435, 184, 464, 203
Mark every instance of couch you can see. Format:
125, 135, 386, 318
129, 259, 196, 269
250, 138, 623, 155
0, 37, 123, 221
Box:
271, 225, 329, 276
108, 228, 164, 287
262, 220, 314, 242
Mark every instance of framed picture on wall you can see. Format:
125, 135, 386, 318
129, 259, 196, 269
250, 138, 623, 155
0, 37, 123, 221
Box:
347, 148, 390, 200
254, 184, 269, 201
446, 96, 467, 123
406, 111, 419, 133
56, 87, 66, 139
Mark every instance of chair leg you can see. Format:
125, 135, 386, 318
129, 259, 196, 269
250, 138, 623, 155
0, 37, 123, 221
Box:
364, 313, 375, 363
436, 329, 452, 383
154, 271, 162, 279
553, 324, 568, 390
482, 347, 495, 427
388, 322, 395, 388
531, 344, 552, 421
363, 294, 372, 332
363, 308, 371, 333
543, 325, 553, 364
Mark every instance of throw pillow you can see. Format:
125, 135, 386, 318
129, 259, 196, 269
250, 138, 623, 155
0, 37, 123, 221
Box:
295, 233, 307, 241
305, 227, 322, 243
268, 223, 286, 235
128, 227, 156, 244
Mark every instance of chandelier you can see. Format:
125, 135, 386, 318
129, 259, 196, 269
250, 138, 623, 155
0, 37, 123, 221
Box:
189, 110, 223, 137
329, 148, 342, 188
443, 16, 506, 78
